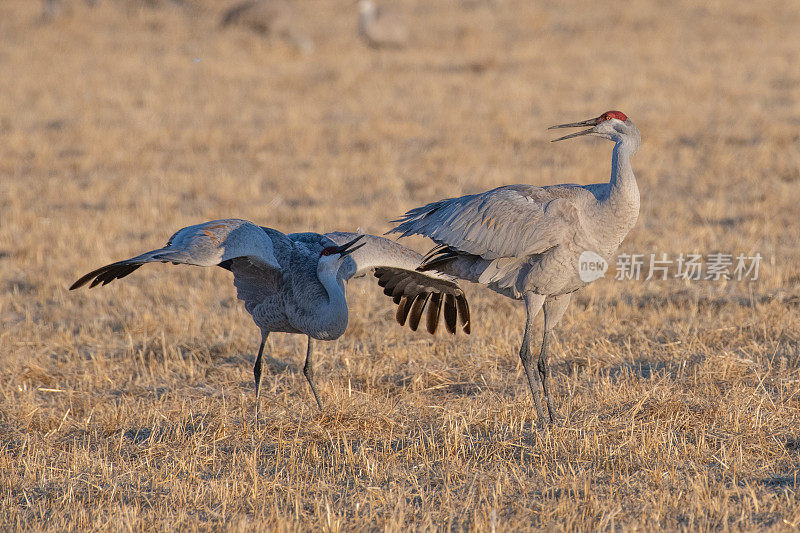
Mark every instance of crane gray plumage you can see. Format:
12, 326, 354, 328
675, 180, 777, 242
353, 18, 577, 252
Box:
389, 110, 641, 425
70, 219, 469, 424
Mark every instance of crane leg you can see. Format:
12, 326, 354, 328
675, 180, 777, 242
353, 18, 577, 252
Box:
521, 293, 548, 424
540, 294, 571, 423
538, 329, 559, 423
303, 336, 324, 410
253, 331, 269, 430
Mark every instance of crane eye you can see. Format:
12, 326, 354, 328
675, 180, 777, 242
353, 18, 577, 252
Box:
320, 247, 337, 256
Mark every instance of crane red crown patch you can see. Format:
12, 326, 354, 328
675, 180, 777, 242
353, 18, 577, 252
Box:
600, 110, 627, 122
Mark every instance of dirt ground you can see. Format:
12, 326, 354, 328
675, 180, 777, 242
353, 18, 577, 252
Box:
1, 0, 799, 529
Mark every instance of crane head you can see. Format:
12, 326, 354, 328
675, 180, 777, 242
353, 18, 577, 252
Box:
549, 110, 633, 142
320, 235, 366, 259
319, 235, 365, 281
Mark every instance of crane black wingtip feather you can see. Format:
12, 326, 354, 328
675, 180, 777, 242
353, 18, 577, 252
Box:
396, 296, 412, 326
69, 277, 88, 290
70, 262, 143, 291
443, 294, 457, 334
426, 292, 443, 335
69, 272, 95, 290
408, 293, 431, 332
71, 264, 111, 290
457, 294, 471, 334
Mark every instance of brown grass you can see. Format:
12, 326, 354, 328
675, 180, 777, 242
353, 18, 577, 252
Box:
2, 0, 800, 529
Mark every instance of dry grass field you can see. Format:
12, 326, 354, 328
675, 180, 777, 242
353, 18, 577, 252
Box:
2, 0, 800, 529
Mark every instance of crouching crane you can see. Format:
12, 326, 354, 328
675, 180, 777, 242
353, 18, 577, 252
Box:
70, 219, 470, 422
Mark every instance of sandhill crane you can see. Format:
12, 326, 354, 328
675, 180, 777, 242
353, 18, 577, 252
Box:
390, 111, 641, 425
357, 0, 408, 49
70, 219, 469, 423
221, 0, 313, 53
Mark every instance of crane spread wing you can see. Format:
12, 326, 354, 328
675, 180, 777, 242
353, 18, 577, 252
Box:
69, 219, 284, 292
324, 232, 471, 335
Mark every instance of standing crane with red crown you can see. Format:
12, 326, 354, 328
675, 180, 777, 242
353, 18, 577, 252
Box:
389, 111, 641, 425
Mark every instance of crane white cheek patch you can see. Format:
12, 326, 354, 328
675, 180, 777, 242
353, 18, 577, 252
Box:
578, 251, 608, 282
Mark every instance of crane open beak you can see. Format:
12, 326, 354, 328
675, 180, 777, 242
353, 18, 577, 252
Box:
548, 117, 600, 142
334, 235, 367, 257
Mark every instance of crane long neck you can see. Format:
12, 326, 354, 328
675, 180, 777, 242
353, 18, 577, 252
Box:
587, 135, 640, 251
315, 262, 349, 334
607, 137, 640, 216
